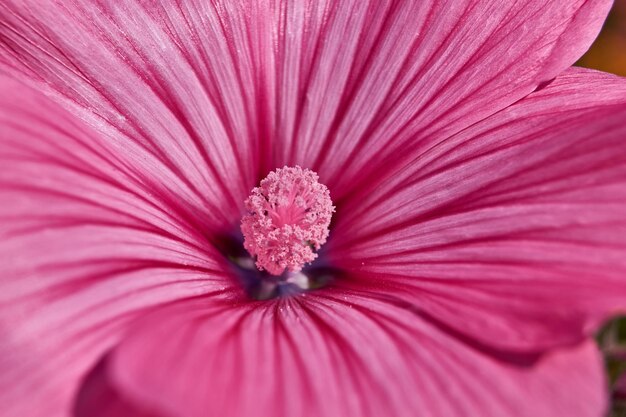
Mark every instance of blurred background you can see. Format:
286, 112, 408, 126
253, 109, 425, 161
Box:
580, 2, 626, 415
578, 0, 626, 75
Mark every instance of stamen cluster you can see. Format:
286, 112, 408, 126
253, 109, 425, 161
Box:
241, 166, 334, 276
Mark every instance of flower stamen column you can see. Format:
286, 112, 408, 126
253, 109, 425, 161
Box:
241, 166, 334, 276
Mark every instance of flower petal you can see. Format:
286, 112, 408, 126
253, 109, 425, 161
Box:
0, 78, 231, 416
275, 0, 612, 196
0, 1, 612, 194
107, 293, 606, 417
0, 1, 269, 215
329, 68, 626, 351
74, 357, 163, 417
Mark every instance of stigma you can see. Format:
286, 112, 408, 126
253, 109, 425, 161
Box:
241, 166, 334, 276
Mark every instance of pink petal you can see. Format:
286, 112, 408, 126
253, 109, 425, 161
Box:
106, 293, 606, 417
0, 1, 612, 195
0, 78, 233, 416
74, 357, 163, 417
289, 0, 611, 196
329, 68, 626, 352
0, 1, 267, 214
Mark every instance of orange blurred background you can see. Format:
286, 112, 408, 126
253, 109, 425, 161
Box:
578, 0, 626, 76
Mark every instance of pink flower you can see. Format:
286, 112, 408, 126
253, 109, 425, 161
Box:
1, 1, 626, 416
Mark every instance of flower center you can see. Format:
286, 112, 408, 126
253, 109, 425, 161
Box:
241, 166, 334, 276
